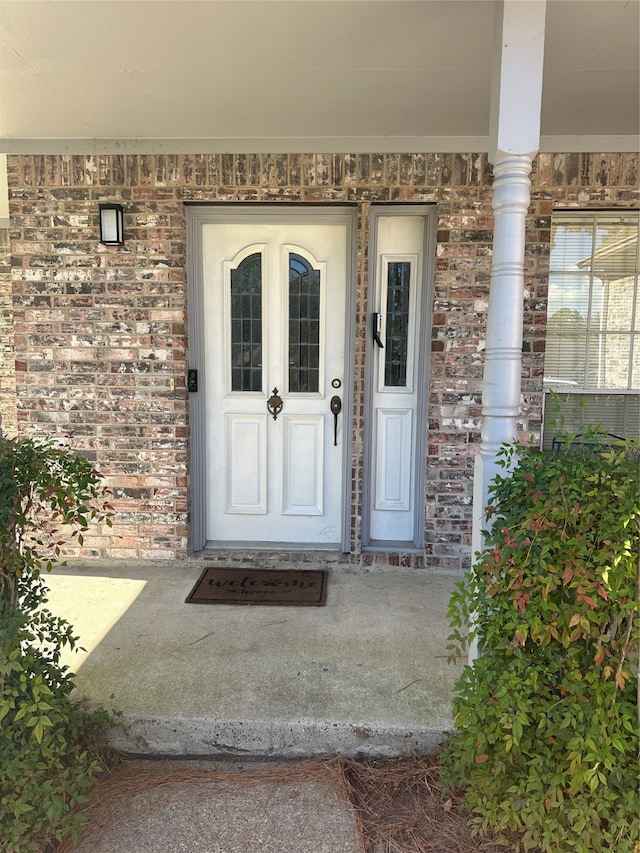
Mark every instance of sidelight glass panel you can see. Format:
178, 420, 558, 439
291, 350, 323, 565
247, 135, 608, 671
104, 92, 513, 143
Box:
289, 253, 320, 393
230, 252, 262, 391
385, 261, 411, 387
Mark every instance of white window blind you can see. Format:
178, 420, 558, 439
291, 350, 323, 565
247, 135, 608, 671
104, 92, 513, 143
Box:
543, 211, 640, 449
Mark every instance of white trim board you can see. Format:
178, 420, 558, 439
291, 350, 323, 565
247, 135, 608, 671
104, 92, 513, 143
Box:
1, 135, 638, 155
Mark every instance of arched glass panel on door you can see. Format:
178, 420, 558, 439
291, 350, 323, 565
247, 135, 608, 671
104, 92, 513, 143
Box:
289, 252, 320, 393
230, 252, 262, 392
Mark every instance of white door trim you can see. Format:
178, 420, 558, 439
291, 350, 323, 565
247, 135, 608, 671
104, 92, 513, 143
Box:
187, 205, 357, 552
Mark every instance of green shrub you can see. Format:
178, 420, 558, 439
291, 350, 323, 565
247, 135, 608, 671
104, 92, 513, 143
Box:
442, 435, 640, 853
0, 436, 115, 853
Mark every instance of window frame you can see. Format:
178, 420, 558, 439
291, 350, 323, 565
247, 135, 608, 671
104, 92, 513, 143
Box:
542, 210, 640, 448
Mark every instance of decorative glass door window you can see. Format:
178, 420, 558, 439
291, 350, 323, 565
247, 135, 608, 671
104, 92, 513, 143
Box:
230, 252, 262, 392
288, 252, 321, 393
384, 260, 411, 387
378, 255, 417, 393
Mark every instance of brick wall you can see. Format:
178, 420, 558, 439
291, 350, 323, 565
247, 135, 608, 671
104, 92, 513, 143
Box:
4, 152, 638, 566
0, 227, 17, 436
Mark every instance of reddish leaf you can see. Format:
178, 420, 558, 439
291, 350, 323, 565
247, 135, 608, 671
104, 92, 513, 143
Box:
475, 754, 489, 764
615, 670, 628, 690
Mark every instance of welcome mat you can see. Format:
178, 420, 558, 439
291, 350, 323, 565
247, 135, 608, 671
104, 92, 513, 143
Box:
185, 567, 328, 607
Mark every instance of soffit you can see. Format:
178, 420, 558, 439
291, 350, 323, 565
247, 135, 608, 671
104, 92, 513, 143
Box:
0, 0, 637, 153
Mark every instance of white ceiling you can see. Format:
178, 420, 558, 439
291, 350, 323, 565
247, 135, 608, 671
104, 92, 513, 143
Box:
0, 0, 638, 153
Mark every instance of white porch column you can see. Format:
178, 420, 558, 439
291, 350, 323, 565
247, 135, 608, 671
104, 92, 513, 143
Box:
473, 153, 533, 532
471, 1, 546, 659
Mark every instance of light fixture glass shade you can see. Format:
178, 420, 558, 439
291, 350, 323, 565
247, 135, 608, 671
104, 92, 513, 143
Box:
99, 203, 124, 245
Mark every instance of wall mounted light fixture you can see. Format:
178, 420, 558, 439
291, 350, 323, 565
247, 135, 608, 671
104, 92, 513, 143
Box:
99, 203, 124, 246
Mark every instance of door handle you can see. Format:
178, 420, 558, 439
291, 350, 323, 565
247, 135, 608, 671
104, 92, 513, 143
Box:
372, 312, 384, 348
330, 395, 342, 446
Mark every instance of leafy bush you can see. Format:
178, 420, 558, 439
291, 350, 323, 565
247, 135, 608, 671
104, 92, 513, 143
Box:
442, 436, 640, 853
0, 436, 115, 853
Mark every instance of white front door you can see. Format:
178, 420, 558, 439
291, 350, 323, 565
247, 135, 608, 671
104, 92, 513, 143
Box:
202, 219, 348, 546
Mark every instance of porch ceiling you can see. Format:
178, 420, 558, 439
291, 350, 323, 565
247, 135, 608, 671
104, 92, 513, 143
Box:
0, 0, 638, 154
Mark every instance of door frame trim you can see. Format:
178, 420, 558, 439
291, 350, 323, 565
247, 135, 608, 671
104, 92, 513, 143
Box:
362, 204, 437, 550
186, 204, 358, 553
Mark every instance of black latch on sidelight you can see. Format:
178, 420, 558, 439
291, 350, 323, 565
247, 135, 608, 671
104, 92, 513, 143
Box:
372, 312, 384, 348
187, 369, 198, 392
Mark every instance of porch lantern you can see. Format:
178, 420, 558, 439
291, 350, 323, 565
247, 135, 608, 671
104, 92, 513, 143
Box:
99, 203, 124, 246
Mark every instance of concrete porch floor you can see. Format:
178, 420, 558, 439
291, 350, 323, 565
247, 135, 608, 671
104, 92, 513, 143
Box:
46, 557, 464, 758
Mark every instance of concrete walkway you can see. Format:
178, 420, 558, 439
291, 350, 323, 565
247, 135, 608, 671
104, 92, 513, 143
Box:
46, 558, 464, 758
64, 758, 362, 853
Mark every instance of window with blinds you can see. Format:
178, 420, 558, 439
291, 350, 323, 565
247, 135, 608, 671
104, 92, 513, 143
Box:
542, 211, 640, 449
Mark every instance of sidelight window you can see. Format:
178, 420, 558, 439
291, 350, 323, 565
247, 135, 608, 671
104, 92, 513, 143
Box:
384, 260, 411, 387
